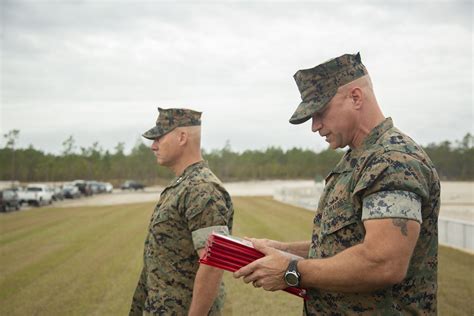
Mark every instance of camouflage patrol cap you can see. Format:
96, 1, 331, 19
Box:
289, 52, 368, 125
142, 107, 202, 140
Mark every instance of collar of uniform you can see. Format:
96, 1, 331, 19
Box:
165, 160, 207, 189
353, 117, 393, 153
333, 117, 393, 173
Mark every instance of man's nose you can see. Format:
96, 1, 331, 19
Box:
151, 139, 159, 150
312, 115, 322, 133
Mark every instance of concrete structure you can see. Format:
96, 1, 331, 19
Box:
439, 217, 474, 251
273, 182, 474, 252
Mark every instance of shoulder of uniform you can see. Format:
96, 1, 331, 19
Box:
363, 145, 425, 169
186, 166, 222, 184
357, 129, 423, 162
180, 182, 228, 209
183, 175, 221, 193
376, 128, 422, 154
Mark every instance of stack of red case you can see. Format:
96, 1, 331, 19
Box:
199, 232, 308, 299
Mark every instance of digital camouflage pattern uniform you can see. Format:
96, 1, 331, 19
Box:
305, 118, 440, 315
131, 108, 234, 315
290, 54, 440, 315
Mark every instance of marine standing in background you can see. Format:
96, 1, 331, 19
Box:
130, 107, 234, 315
234, 53, 440, 315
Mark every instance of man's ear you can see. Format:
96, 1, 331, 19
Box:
178, 130, 188, 146
350, 87, 363, 109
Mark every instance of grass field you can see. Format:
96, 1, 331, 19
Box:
0, 197, 472, 315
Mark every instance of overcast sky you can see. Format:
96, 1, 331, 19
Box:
1, 0, 472, 154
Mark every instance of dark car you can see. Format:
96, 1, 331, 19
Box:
121, 180, 145, 191
87, 181, 100, 195
0, 189, 21, 212
73, 180, 93, 196
87, 181, 106, 194
97, 182, 107, 193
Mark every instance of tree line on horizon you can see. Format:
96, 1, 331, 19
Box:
1, 131, 473, 185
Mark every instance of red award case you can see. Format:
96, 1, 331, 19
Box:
199, 232, 308, 299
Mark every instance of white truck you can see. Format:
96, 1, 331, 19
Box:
22, 184, 54, 206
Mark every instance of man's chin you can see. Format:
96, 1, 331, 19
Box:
329, 142, 346, 150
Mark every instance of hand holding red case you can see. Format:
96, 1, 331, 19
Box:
199, 232, 308, 300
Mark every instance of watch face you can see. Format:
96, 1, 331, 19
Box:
285, 272, 299, 287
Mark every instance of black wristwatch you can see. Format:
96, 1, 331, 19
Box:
284, 259, 301, 287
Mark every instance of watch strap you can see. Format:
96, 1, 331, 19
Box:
285, 259, 301, 287
288, 259, 299, 273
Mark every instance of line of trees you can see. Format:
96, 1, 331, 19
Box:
0, 133, 173, 186
0, 132, 473, 185
204, 141, 342, 181
423, 134, 473, 180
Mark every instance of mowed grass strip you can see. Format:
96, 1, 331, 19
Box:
0, 197, 472, 315
0, 202, 153, 316
438, 246, 474, 315
222, 196, 314, 315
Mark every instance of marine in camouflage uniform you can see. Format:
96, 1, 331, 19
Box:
130, 108, 234, 315
291, 54, 440, 315
234, 53, 440, 315
304, 117, 440, 314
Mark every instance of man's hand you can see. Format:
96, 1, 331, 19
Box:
245, 237, 286, 250
233, 239, 291, 291
245, 237, 311, 258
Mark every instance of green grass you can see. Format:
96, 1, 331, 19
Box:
438, 246, 474, 315
0, 197, 472, 315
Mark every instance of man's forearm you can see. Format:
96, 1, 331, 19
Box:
299, 243, 393, 292
280, 240, 311, 258
299, 219, 420, 292
188, 264, 223, 316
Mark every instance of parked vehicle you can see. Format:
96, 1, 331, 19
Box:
11, 187, 29, 205
62, 184, 81, 199
0, 189, 21, 212
97, 182, 107, 193
73, 180, 93, 196
23, 184, 54, 206
87, 181, 107, 194
104, 182, 113, 193
121, 180, 145, 191
87, 181, 100, 194
52, 187, 64, 201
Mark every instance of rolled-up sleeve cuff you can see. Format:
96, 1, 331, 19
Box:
362, 190, 422, 224
192, 225, 230, 250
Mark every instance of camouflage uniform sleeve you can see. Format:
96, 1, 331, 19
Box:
362, 190, 422, 223
129, 267, 146, 316
353, 150, 431, 216
183, 183, 232, 250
